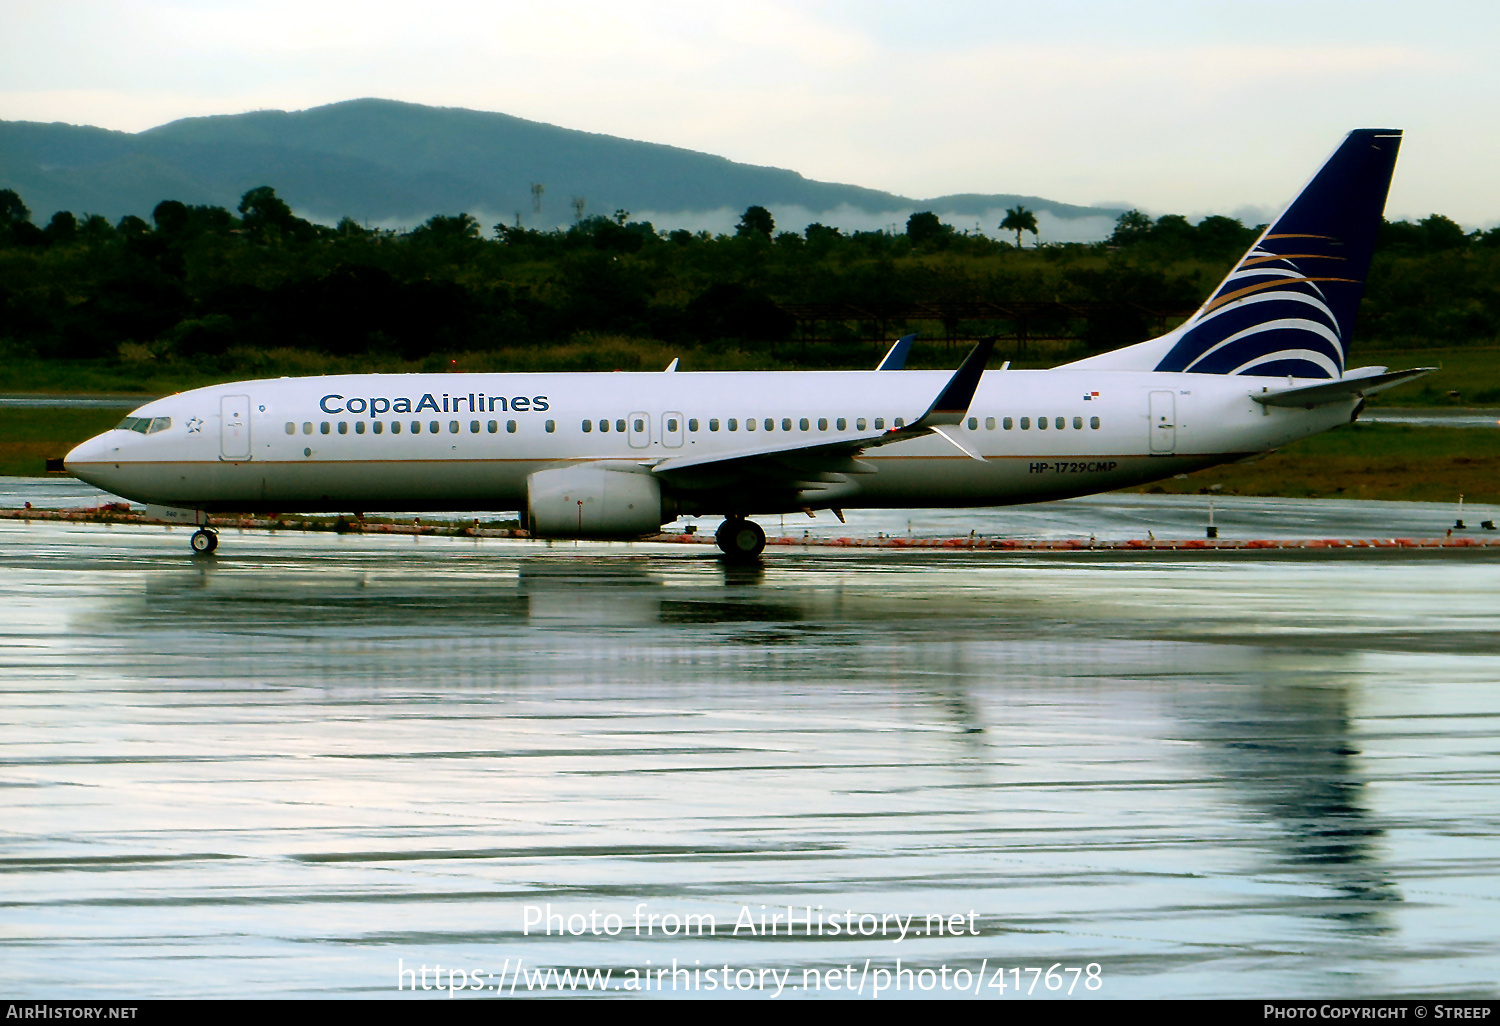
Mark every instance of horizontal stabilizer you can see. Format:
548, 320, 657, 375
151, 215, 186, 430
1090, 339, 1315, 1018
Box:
1251, 367, 1434, 407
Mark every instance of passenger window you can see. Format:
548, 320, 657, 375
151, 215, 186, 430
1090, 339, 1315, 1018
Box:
836, 418, 846, 430
894, 417, 905, 428
1020, 417, 1030, 429
373, 421, 384, 434
337, 422, 348, 435
615, 419, 625, 433
354, 421, 365, 435
470, 420, 480, 433
599, 419, 609, 432
818, 418, 827, 431
488, 421, 498, 433
1073, 416, 1083, 429
967, 417, 977, 430
1090, 416, 1101, 429
1002, 417, 1012, 430
709, 419, 719, 432
582, 420, 592, 433
986, 417, 996, 430
302, 422, 312, 434
874, 418, 884, 429
410, 421, 420, 434
545, 420, 555, 433
746, 419, 755, 431
1038, 417, 1047, 430
507, 420, 518, 433
727, 418, 737, 431
284, 422, 295, 435
688, 419, 698, 432
430, 420, 441, 433
633, 418, 645, 433
448, 421, 458, 433
667, 418, 678, 431
1056, 417, 1065, 430
392, 421, 402, 434
856, 418, 866, 431
320, 422, 330, 434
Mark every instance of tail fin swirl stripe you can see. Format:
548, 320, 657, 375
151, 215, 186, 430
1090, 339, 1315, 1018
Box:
1153, 129, 1401, 379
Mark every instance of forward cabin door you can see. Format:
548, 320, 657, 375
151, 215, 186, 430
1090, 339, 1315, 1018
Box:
1148, 391, 1176, 454
221, 395, 251, 460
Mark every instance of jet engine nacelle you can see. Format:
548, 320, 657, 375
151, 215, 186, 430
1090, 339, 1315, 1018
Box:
526, 465, 667, 539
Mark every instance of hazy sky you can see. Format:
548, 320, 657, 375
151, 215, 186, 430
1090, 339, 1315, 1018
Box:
3, 0, 1497, 224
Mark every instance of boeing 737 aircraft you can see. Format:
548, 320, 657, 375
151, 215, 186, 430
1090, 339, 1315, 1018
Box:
67, 129, 1428, 558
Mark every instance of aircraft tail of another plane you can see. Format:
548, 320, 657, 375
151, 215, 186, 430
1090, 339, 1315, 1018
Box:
1061, 129, 1402, 380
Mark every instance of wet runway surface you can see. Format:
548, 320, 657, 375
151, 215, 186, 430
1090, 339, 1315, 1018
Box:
3, 501, 1500, 998
7, 475, 1498, 545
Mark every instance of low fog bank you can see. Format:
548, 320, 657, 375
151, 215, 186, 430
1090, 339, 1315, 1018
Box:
348, 205, 1120, 243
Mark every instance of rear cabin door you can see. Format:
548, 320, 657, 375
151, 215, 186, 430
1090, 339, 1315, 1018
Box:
1148, 391, 1176, 454
221, 394, 251, 460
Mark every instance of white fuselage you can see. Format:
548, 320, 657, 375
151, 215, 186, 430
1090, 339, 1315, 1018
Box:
65, 368, 1353, 516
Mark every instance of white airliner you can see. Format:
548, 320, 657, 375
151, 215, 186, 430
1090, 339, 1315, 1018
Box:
67, 129, 1428, 558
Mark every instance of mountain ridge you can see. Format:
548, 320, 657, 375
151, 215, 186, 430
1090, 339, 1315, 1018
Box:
0, 98, 1123, 233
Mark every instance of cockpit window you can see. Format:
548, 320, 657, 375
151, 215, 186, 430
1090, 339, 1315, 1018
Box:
115, 416, 170, 434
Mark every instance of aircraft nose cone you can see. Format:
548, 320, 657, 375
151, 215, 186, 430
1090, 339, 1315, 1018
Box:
64, 433, 108, 468
64, 432, 118, 488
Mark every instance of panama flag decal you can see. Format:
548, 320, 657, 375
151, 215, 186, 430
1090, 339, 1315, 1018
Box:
1083, 391, 1099, 400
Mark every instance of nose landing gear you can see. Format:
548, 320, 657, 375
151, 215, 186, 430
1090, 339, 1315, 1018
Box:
715, 517, 765, 560
190, 528, 219, 554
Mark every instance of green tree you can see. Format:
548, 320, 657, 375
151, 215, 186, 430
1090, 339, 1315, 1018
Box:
804, 222, 841, 245
1419, 214, 1468, 251
1000, 205, 1039, 248
1193, 214, 1251, 255
153, 200, 191, 236
238, 186, 317, 241
0, 189, 29, 227
735, 205, 775, 240
1109, 209, 1153, 246
411, 212, 481, 242
43, 211, 79, 245
905, 211, 953, 250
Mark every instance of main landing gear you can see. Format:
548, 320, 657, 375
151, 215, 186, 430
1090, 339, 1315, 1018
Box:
190, 528, 219, 554
715, 517, 765, 560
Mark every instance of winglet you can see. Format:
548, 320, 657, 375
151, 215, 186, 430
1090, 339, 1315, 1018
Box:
876, 333, 918, 371
906, 337, 996, 429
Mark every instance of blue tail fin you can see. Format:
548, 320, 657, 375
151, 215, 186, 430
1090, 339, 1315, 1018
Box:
1061, 129, 1402, 378
1153, 129, 1401, 379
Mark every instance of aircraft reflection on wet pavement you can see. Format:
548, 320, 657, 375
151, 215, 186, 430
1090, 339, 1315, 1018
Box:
5, 526, 1498, 998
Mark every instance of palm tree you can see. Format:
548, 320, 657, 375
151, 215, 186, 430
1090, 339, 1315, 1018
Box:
1000, 205, 1039, 248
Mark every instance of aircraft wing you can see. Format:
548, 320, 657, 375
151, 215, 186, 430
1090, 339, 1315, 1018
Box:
1250, 367, 1435, 407
649, 338, 995, 500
